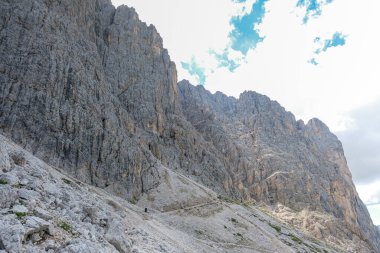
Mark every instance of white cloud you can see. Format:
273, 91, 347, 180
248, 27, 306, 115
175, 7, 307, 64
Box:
337, 100, 380, 185
356, 181, 380, 206
206, 0, 380, 131
367, 204, 380, 226
356, 181, 380, 225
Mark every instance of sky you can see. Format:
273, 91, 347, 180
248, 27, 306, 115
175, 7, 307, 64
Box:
111, 0, 380, 225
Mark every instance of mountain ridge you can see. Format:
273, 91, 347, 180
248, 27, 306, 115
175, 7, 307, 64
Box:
177, 80, 379, 251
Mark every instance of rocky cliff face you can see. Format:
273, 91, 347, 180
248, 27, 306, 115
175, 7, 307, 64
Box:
178, 81, 380, 252
0, 0, 379, 252
0, 0, 235, 203
0, 0, 179, 199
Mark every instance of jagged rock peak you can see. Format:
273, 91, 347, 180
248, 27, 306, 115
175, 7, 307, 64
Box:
306, 117, 332, 134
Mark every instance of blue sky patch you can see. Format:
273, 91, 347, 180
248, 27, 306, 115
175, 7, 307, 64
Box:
315, 32, 347, 54
209, 49, 240, 72
204, 0, 268, 75
297, 0, 334, 23
309, 58, 319, 65
181, 57, 206, 85
229, 0, 268, 55
309, 32, 347, 65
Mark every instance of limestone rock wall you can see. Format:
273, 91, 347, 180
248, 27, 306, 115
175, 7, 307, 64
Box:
178, 80, 380, 252
0, 0, 177, 199
0, 0, 379, 251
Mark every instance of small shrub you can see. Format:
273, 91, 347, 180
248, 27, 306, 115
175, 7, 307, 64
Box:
268, 223, 281, 233
58, 221, 72, 232
0, 179, 7, 185
218, 195, 234, 203
305, 244, 323, 253
307, 246, 321, 253
130, 197, 138, 205
241, 201, 252, 207
62, 178, 72, 185
194, 230, 204, 235
231, 218, 238, 223
15, 212, 27, 218
289, 234, 303, 244
13, 183, 23, 188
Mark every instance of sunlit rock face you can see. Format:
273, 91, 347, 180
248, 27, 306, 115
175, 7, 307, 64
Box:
178, 80, 380, 252
0, 0, 379, 252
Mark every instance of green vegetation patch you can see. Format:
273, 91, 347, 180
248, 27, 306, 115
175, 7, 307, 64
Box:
58, 221, 72, 232
217, 195, 253, 208
268, 222, 282, 233
218, 195, 236, 203
311, 247, 322, 253
62, 178, 72, 185
0, 179, 7, 185
130, 196, 138, 204
241, 201, 251, 207
305, 244, 323, 253
289, 234, 303, 244
15, 212, 27, 218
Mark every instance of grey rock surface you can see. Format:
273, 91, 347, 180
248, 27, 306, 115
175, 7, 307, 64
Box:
0, 0, 170, 200
12, 205, 28, 214
0, 0, 379, 252
177, 80, 380, 252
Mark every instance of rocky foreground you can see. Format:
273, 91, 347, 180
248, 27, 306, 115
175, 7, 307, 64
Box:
1, 133, 342, 253
0, 0, 379, 252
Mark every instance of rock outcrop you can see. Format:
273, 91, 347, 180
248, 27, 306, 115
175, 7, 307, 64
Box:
0, 0, 179, 199
177, 81, 380, 252
0, 0, 379, 252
